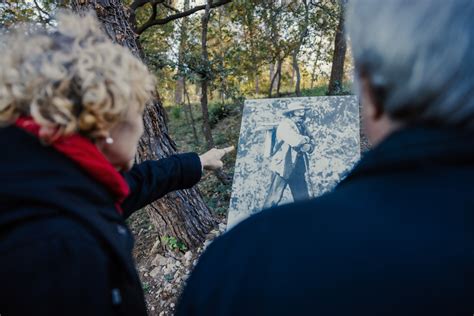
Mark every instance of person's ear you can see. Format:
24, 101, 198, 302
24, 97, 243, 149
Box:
359, 74, 384, 121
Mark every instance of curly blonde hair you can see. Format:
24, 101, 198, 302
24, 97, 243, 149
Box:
0, 11, 155, 141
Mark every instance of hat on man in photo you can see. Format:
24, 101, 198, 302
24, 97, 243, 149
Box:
282, 101, 309, 115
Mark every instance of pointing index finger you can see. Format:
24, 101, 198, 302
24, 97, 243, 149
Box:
222, 146, 235, 154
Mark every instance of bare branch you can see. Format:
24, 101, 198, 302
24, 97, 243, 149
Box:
130, 0, 151, 11
136, 0, 232, 35
33, 0, 52, 24
162, 3, 179, 13
150, 2, 158, 23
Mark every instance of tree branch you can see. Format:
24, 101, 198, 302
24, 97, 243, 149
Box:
130, 0, 152, 11
162, 2, 179, 13
33, 0, 52, 24
136, 0, 232, 35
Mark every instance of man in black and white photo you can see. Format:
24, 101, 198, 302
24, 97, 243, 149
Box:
263, 102, 314, 209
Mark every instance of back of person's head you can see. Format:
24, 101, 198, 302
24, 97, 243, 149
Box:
347, 0, 474, 128
0, 11, 155, 142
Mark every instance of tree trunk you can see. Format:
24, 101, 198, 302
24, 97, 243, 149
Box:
199, 0, 231, 185
272, 61, 280, 95
71, 0, 216, 249
217, 7, 227, 105
290, 67, 295, 88
292, 0, 308, 97
310, 36, 324, 89
276, 59, 283, 97
175, 77, 184, 105
184, 80, 199, 145
327, 0, 347, 95
269, 62, 275, 86
200, 0, 214, 150
292, 52, 301, 96
269, 63, 274, 97
268, 60, 282, 98
310, 69, 317, 89
175, 0, 190, 105
255, 73, 259, 95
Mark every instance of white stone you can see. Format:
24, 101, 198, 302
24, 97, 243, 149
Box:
150, 267, 161, 278
152, 254, 168, 267
149, 239, 161, 255
183, 251, 193, 262
163, 264, 176, 275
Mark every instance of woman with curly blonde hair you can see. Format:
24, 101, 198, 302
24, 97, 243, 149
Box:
0, 12, 231, 315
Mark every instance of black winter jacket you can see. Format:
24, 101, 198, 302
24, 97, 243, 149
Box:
177, 127, 474, 316
0, 125, 202, 315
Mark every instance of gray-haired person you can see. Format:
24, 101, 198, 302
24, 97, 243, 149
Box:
263, 102, 314, 208
177, 1, 474, 315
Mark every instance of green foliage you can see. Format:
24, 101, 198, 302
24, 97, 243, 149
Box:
170, 106, 182, 120
301, 86, 328, 97
161, 235, 187, 252
208, 102, 238, 128
204, 182, 233, 216
0, 0, 60, 29
142, 282, 151, 294
326, 81, 354, 96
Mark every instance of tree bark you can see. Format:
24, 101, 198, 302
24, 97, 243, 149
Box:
183, 79, 199, 145
174, 0, 190, 105
292, 0, 309, 97
175, 77, 185, 105
327, 0, 347, 95
292, 52, 301, 96
268, 59, 282, 98
290, 66, 295, 88
200, 0, 214, 150
255, 73, 259, 95
269, 62, 275, 87
71, 0, 216, 250
310, 36, 324, 89
275, 59, 283, 97
268, 60, 281, 98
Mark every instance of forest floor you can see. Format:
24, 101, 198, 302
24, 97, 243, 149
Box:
126, 86, 366, 315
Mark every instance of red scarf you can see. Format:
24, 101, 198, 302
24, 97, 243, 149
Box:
15, 117, 130, 214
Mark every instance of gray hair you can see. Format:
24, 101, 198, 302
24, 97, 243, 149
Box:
347, 0, 474, 128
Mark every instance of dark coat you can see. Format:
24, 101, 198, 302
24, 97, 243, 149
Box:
177, 127, 474, 316
0, 126, 202, 316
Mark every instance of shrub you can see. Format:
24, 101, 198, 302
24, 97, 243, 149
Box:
170, 106, 182, 119
209, 103, 237, 127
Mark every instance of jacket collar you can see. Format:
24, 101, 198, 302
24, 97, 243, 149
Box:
15, 117, 129, 213
343, 126, 474, 183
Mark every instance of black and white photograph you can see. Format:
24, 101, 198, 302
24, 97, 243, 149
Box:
227, 96, 361, 228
